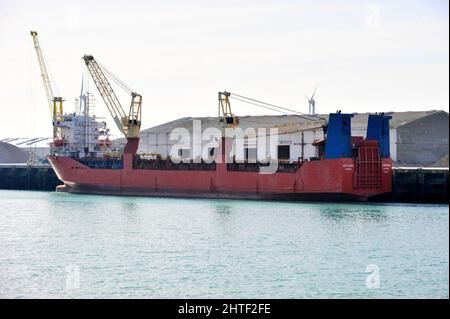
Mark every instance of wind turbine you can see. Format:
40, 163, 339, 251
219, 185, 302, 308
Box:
305, 85, 318, 115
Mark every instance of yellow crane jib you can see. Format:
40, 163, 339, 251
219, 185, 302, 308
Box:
218, 91, 239, 129
30, 31, 64, 144
82, 55, 142, 139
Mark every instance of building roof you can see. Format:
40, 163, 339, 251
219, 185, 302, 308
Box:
136, 110, 447, 136
0, 137, 52, 148
140, 114, 324, 135
350, 110, 448, 130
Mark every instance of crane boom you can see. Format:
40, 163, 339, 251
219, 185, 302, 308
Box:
83, 55, 142, 139
30, 31, 64, 143
30, 31, 54, 114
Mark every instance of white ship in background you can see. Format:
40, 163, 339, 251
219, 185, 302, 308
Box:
25, 30, 121, 162
2, 77, 119, 162
57, 86, 115, 158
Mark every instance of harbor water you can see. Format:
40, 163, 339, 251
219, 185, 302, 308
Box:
0, 190, 448, 298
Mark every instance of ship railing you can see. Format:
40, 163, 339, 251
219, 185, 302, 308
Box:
76, 157, 124, 169
133, 157, 216, 171
227, 159, 303, 173
133, 156, 305, 172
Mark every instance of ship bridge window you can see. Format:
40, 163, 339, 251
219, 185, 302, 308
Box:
278, 145, 290, 160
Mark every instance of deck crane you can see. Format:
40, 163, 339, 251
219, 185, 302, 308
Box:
218, 91, 239, 130
218, 91, 239, 162
217, 91, 327, 158
219, 91, 326, 128
82, 55, 142, 154
30, 31, 64, 147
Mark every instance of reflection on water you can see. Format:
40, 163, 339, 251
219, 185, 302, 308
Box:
120, 202, 140, 223
0, 190, 448, 299
318, 205, 387, 222
121, 201, 139, 212
214, 204, 233, 215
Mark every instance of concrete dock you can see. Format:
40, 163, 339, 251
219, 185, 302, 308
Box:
0, 164, 61, 191
392, 166, 448, 203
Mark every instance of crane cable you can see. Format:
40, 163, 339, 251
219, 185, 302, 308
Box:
96, 59, 135, 95
229, 92, 326, 121
230, 95, 299, 115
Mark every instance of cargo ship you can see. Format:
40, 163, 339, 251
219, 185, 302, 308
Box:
48, 111, 393, 201
30, 32, 392, 201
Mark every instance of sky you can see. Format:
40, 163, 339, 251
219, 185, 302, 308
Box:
0, 0, 448, 138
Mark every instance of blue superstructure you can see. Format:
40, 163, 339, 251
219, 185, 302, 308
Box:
325, 113, 354, 159
367, 114, 392, 158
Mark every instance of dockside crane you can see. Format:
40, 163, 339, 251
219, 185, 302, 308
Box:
82, 55, 142, 154
30, 31, 64, 146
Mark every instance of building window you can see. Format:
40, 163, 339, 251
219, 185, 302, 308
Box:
245, 148, 257, 162
278, 145, 290, 160
178, 149, 190, 158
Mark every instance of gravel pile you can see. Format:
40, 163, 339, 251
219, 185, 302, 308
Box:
431, 154, 449, 167
0, 142, 29, 163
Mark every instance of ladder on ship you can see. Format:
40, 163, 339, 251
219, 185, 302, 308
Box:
355, 140, 382, 189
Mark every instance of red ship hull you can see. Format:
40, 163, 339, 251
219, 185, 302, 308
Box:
48, 154, 393, 201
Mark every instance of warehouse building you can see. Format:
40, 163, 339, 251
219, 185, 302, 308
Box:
350, 110, 448, 166
133, 115, 325, 162
135, 110, 449, 167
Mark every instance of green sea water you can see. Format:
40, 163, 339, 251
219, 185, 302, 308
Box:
0, 190, 448, 298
